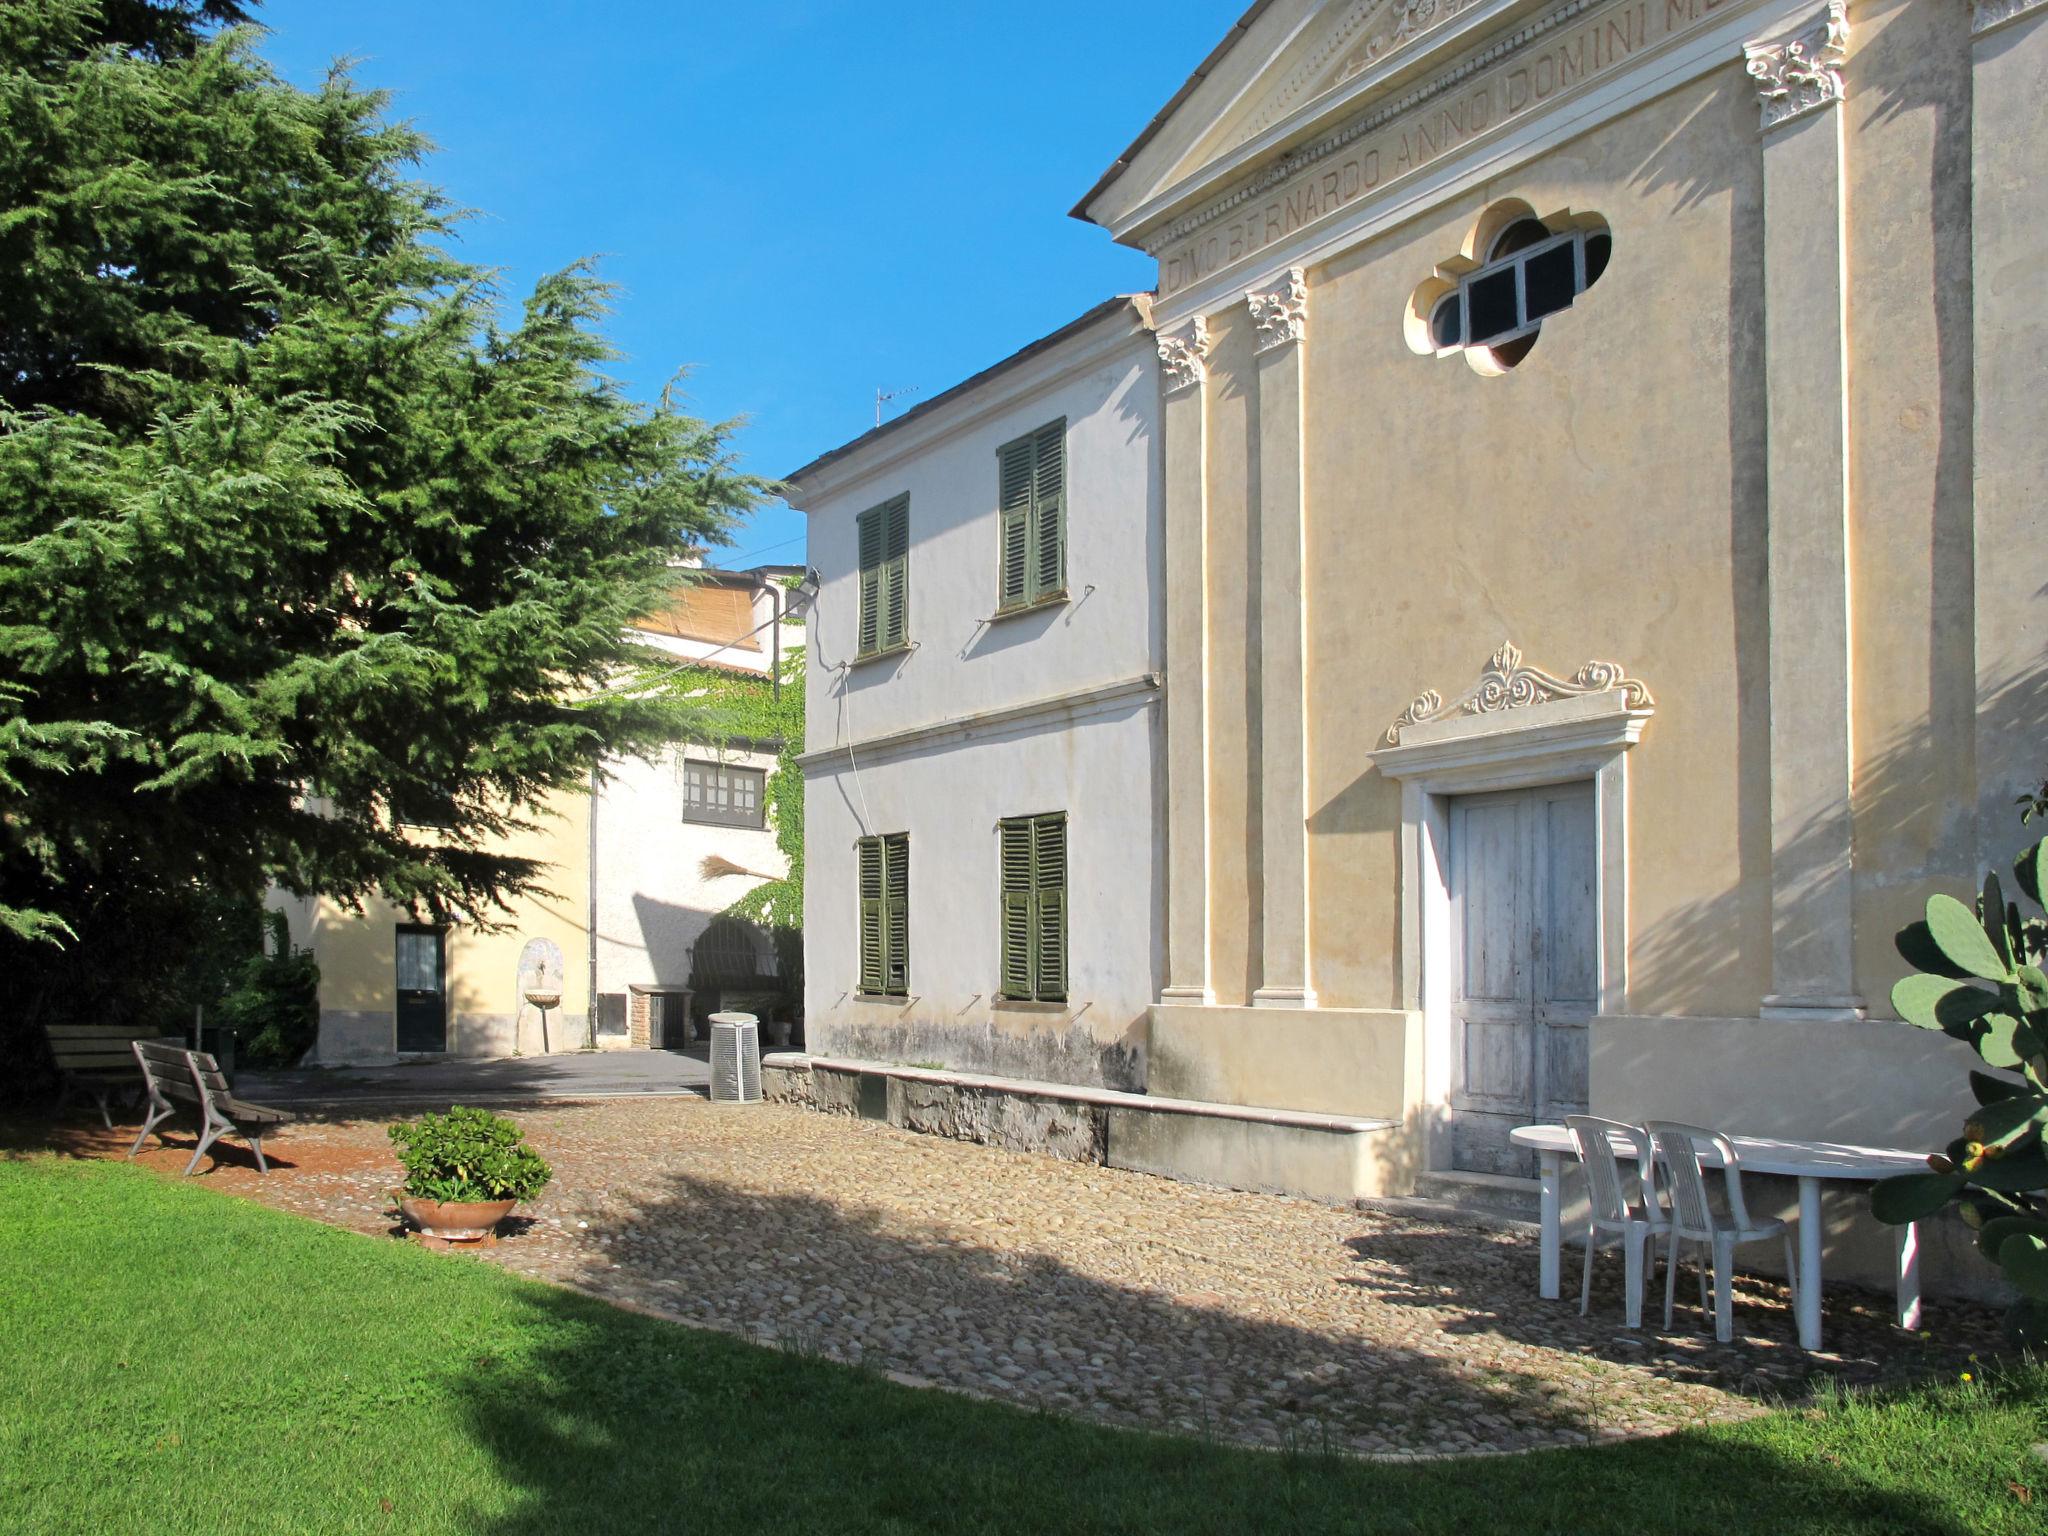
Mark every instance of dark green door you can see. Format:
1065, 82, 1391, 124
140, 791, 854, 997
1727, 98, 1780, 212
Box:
395, 926, 446, 1053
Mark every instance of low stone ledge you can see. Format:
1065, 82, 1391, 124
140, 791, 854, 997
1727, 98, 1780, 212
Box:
762, 1052, 1404, 1191
761, 1052, 815, 1107
800, 1054, 1397, 1135
894, 1076, 1108, 1163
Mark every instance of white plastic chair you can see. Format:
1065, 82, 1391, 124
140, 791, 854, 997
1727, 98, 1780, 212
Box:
1564, 1115, 1667, 1329
1647, 1122, 1797, 1343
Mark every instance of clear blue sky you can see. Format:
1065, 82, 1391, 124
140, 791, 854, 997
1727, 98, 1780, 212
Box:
255, 2, 1246, 571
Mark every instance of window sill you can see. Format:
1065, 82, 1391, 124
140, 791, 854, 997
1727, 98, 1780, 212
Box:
991, 998, 1069, 1014
848, 642, 914, 669
854, 992, 911, 1004
988, 592, 1068, 623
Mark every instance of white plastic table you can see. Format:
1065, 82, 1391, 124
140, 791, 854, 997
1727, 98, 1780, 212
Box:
1509, 1124, 1932, 1351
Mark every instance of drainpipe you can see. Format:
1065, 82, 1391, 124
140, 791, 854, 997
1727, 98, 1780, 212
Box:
586, 759, 600, 1049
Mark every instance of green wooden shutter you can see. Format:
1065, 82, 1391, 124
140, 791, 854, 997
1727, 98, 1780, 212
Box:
1031, 421, 1065, 602
998, 818, 1034, 999
856, 496, 909, 654
1032, 814, 1067, 1002
995, 422, 1065, 610
881, 496, 910, 650
857, 836, 884, 993
856, 508, 882, 655
997, 438, 1032, 609
883, 833, 909, 995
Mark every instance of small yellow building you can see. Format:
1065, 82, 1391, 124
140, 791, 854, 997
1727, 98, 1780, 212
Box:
282, 567, 800, 1064
274, 790, 594, 1063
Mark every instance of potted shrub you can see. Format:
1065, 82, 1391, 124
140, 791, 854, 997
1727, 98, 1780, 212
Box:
388, 1105, 552, 1242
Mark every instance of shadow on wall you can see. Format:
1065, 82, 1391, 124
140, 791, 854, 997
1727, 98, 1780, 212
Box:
444, 1168, 1997, 1536
1626, 657, 2047, 1033
1305, 629, 2042, 1062
628, 892, 725, 987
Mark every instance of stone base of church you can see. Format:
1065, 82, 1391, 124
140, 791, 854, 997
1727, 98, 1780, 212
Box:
1588, 1014, 1980, 1151
1145, 1003, 1424, 1124
1589, 1014, 1996, 1299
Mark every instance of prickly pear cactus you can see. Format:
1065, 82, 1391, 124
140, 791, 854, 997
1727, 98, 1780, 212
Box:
1873, 836, 2048, 1347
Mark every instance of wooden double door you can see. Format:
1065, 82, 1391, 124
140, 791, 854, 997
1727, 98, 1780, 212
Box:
1448, 782, 1598, 1176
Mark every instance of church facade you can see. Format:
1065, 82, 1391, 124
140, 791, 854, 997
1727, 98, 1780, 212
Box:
786, 0, 2044, 1275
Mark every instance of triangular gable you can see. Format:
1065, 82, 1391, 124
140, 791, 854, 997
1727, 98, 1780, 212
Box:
1186, 0, 1496, 167
1077, 0, 1513, 240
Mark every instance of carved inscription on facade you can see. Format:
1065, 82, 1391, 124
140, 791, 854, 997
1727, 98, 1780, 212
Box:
1236, 0, 1489, 145
1159, 0, 1737, 296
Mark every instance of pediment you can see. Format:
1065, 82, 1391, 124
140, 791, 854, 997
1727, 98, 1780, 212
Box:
1078, 0, 1518, 237
1185, 0, 1488, 172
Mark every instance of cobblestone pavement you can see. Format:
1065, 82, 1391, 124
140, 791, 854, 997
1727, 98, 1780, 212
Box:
16, 1099, 2007, 1459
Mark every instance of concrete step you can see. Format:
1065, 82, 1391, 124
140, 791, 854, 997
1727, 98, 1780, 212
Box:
1412, 1169, 1546, 1224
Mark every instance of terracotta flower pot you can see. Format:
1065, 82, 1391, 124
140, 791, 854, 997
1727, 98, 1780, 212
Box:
400, 1195, 516, 1242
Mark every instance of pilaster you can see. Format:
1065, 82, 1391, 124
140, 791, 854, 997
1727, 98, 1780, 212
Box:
1746, 3, 1864, 1022
1246, 270, 1315, 1009
1159, 318, 1215, 1005
1968, 0, 2048, 873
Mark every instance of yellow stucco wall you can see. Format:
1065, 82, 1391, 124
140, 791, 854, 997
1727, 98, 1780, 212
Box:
1204, 307, 1262, 1008
1174, 19, 1998, 1025
1842, 0, 1982, 1003
308, 787, 592, 1060
1282, 64, 1770, 1016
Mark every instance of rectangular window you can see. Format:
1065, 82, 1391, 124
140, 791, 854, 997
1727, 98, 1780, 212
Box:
856, 832, 909, 996
683, 760, 765, 828
856, 494, 910, 655
996, 420, 1066, 611
394, 784, 456, 829
998, 812, 1067, 1003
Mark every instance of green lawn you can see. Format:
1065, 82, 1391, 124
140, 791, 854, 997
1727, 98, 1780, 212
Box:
0, 1157, 2042, 1535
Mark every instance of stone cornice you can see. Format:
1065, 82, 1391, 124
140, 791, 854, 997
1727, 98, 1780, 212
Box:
1972, 0, 2046, 34
1743, 1, 1848, 130
1236, 0, 1498, 146
1158, 318, 1213, 392
1145, 0, 1601, 258
1246, 268, 1309, 351
786, 299, 1151, 506
796, 673, 1161, 772
1145, 0, 1798, 308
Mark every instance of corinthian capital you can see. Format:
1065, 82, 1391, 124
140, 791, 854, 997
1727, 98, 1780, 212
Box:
1246, 268, 1308, 353
1158, 318, 1212, 394
1744, 2, 1848, 130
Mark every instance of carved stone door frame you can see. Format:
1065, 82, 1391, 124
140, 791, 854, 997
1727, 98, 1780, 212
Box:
1369, 647, 1653, 1173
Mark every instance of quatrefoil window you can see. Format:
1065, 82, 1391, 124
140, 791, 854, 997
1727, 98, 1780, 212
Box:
1407, 201, 1612, 374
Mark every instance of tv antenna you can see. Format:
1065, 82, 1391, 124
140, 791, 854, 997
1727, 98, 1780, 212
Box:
876, 384, 921, 427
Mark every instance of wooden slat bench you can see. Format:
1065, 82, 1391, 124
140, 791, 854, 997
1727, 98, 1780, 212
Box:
46, 1024, 178, 1128
129, 1041, 292, 1176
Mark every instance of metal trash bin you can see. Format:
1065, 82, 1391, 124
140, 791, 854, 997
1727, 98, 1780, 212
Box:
708, 1013, 762, 1104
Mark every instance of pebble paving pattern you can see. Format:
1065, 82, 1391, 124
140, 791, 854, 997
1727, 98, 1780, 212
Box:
20, 1097, 2008, 1458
